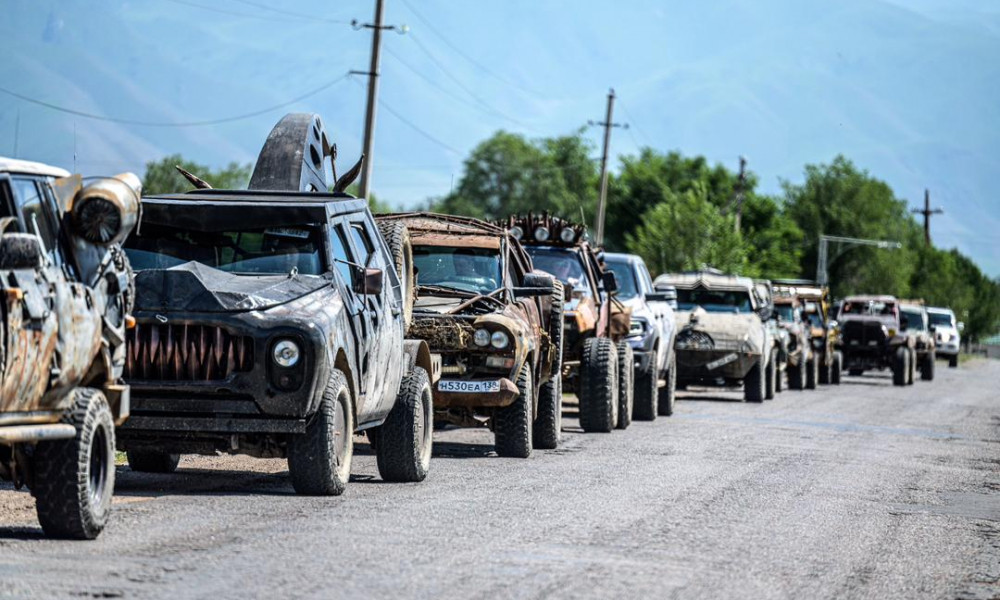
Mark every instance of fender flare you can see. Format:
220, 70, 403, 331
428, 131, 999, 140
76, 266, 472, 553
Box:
403, 339, 439, 383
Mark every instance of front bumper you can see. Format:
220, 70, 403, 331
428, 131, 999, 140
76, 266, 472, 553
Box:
675, 349, 757, 380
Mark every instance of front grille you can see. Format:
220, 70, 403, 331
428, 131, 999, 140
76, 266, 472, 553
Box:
125, 322, 255, 382
842, 321, 887, 346
676, 330, 715, 350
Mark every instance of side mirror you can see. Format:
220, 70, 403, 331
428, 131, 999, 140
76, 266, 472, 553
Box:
601, 270, 618, 293
353, 267, 383, 296
957, 321, 965, 332
514, 272, 555, 298
0, 233, 45, 270
644, 292, 671, 303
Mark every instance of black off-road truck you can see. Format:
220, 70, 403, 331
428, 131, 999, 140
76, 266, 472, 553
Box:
119, 114, 438, 495
0, 158, 139, 538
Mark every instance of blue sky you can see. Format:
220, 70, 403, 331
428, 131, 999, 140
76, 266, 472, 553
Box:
2, 0, 998, 275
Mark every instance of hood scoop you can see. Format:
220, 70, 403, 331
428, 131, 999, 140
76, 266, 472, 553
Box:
134, 262, 327, 313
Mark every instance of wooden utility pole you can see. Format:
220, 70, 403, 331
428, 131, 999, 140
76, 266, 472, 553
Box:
733, 156, 747, 234
357, 0, 386, 200
911, 189, 943, 245
590, 88, 627, 245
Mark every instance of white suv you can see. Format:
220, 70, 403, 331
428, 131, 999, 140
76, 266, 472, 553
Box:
927, 306, 962, 367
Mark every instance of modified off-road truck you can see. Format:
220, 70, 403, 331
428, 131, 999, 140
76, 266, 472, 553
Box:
927, 306, 961, 368
503, 215, 633, 433
375, 213, 563, 457
654, 270, 775, 403
120, 114, 438, 495
771, 292, 815, 390
0, 158, 139, 538
836, 295, 915, 386
900, 302, 936, 381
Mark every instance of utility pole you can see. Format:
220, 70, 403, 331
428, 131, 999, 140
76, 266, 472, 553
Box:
589, 88, 627, 246
911, 189, 943, 245
816, 234, 903, 286
352, 0, 408, 200
733, 155, 747, 234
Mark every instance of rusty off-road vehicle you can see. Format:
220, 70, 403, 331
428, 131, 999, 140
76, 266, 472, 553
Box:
836, 295, 915, 386
502, 215, 633, 433
900, 301, 936, 381
775, 280, 842, 386
654, 270, 775, 403
0, 158, 139, 538
375, 213, 563, 457
771, 293, 814, 390
119, 114, 438, 495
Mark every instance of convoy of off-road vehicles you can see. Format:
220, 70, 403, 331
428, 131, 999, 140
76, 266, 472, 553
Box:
0, 112, 962, 538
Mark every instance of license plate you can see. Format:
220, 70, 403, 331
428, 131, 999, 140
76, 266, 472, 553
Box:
706, 353, 738, 370
437, 379, 501, 393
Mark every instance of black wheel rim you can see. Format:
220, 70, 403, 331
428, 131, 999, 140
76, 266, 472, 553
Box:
89, 424, 109, 506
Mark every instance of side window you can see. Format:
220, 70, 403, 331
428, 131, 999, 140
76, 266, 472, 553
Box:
330, 223, 354, 287
12, 178, 58, 255
348, 222, 376, 267
0, 180, 15, 218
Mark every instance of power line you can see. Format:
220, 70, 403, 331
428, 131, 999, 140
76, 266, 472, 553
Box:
226, 0, 352, 24
407, 33, 534, 131
0, 73, 350, 127
157, 0, 308, 22
349, 76, 462, 156
616, 98, 652, 148
398, 0, 543, 99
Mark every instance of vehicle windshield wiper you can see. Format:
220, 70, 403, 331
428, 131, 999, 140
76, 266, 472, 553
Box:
417, 284, 476, 298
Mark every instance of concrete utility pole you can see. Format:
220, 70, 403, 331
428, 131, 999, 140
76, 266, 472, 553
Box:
355, 0, 387, 200
733, 155, 747, 234
911, 189, 943, 245
816, 234, 903, 286
590, 88, 627, 246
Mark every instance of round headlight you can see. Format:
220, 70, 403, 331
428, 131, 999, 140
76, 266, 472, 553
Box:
559, 227, 576, 243
533, 226, 550, 242
490, 330, 510, 349
509, 225, 523, 240
473, 328, 491, 347
273, 340, 300, 367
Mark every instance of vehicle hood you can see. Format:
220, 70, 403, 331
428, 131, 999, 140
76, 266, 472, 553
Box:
134, 261, 332, 313
674, 307, 761, 341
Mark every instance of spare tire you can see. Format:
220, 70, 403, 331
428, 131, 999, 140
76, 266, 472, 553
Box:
376, 220, 415, 332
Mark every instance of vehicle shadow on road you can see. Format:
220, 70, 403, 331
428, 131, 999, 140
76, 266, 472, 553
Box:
677, 392, 746, 403
0, 526, 47, 540
113, 468, 295, 497
430, 441, 497, 459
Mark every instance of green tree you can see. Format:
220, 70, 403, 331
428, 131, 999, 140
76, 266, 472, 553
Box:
431, 130, 598, 222
625, 183, 750, 276
142, 154, 251, 195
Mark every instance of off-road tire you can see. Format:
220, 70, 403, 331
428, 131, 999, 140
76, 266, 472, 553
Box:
534, 281, 564, 449
921, 350, 935, 381
788, 356, 806, 390
127, 450, 180, 474
495, 362, 533, 458
657, 353, 677, 416
32, 388, 115, 540
287, 370, 354, 495
948, 354, 958, 368
376, 220, 414, 333
892, 346, 909, 386
376, 366, 433, 482
907, 348, 917, 385
744, 357, 766, 403
818, 350, 831, 385
615, 341, 634, 430
775, 357, 785, 393
579, 337, 618, 433
831, 351, 843, 384
765, 348, 778, 400
633, 360, 658, 421
805, 354, 819, 390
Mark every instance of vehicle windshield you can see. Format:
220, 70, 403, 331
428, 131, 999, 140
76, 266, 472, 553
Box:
902, 309, 926, 330
525, 246, 592, 297
413, 245, 501, 295
124, 224, 325, 275
804, 310, 824, 328
928, 312, 954, 327
841, 300, 896, 317
775, 304, 795, 321
676, 288, 754, 313
603, 260, 639, 300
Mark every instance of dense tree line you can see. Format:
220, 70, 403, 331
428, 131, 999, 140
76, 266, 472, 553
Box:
141, 134, 1000, 341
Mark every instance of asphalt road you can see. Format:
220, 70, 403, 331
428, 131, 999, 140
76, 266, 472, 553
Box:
2, 359, 998, 600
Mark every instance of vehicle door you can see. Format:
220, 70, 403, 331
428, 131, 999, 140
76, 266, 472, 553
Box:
1, 177, 67, 412
343, 212, 401, 420
508, 242, 542, 362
